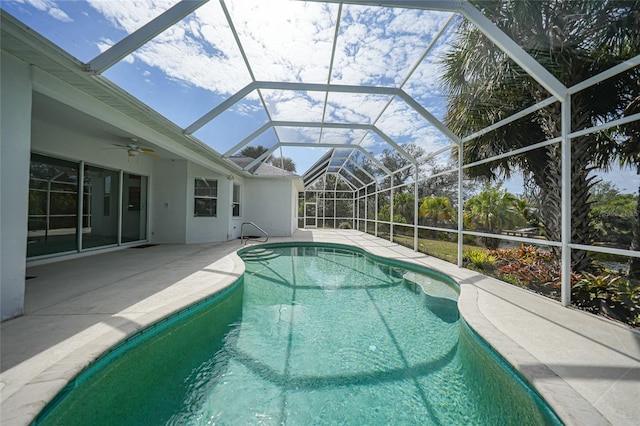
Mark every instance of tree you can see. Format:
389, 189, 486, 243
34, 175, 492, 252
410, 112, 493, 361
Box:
379, 142, 425, 187
419, 196, 456, 228
239, 145, 269, 159
464, 184, 526, 249
441, 0, 640, 270
589, 182, 636, 246
377, 204, 407, 224
418, 157, 482, 212
392, 193, 415, 224
620, 94, 640, 279
269, 156, 297, 173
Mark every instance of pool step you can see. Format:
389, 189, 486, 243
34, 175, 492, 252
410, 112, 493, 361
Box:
242, 248, 281, 262
402, 271, 458, 300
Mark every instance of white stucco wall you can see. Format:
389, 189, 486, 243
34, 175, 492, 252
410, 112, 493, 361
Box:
151, 160, 188, 244
186, 162, 235, 243
243, 179, 297, 237
1, 53, 32, 321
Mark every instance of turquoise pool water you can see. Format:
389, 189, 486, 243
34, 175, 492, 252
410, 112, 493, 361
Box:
36, 244, 561, 425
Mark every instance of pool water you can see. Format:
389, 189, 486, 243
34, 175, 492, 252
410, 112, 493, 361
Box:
36, 244, 561, 425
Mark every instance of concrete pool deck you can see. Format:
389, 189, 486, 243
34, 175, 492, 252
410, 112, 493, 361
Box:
1, 229, 639, 425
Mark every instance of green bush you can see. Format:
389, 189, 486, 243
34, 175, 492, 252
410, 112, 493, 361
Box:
466, 250, 497, 271
573, 272, 640, 327
338, 222, 352, 229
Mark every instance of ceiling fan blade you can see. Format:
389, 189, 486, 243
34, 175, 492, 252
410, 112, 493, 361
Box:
143, 151, 161, 159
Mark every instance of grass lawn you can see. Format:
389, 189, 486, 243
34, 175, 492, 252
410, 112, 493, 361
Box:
391, 234, 481, 264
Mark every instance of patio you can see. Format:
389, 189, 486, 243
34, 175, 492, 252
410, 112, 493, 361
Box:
1, 229, 638, 425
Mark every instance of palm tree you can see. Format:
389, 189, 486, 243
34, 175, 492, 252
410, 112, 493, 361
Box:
441, 0, 640, 270
269, 156, 297, 172
419, 196, 456, 228
464, 184, 525, 249
392, 193, 415, 224
239, 145, 269, 159
621, 94, 640, 280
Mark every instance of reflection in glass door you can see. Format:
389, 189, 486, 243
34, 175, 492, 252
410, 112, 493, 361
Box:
304, 202, 317, 228
82, 165, 119, 249
121, 173, 148, 243
27, 154, 79, 257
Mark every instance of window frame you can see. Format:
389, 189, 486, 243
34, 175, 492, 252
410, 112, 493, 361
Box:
232, 183, 241, 217
194, 178, 218, 217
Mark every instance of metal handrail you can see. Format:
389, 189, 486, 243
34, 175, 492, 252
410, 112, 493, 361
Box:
240, 222, 269, 244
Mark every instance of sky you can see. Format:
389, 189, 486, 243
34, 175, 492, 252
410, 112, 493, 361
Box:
3, 0, 638, 194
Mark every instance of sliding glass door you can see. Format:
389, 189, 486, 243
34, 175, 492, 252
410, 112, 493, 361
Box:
27, 154, 149, 258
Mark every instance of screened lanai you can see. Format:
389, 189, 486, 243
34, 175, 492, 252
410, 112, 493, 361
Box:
2, 0, 639, 330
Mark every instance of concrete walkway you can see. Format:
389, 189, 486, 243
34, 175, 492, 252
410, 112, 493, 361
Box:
1, 229, 639, 425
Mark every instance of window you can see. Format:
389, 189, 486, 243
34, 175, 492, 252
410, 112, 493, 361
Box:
232, 183, 241, 217
194, 178, 217, 217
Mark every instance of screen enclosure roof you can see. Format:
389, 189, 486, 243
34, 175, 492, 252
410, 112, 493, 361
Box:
3, 0, 634, 190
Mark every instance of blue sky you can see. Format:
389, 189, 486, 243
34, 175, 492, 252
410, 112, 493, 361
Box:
3, 0, 638, 194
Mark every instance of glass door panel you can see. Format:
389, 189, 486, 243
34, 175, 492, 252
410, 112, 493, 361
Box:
27, 154, 79, 257
82, 165, 119, 249
121, 173, 148, 243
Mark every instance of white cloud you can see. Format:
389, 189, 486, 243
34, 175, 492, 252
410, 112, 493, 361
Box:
320, 128, 367, 145
87, 0, 175, 33
275, 127, 321, 144
376, 98, 450, 153
261, 90, 325, 122
325, 93, 391, 124
226, 0, 338, 84
17, 0, 72, 22
79, 0, 456, 166
331, 5, 451, 87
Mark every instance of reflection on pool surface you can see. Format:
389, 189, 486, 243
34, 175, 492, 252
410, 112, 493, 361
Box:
36, 244, 562, 425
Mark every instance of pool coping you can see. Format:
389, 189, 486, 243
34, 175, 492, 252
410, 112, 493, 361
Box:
2, 230, 638, 425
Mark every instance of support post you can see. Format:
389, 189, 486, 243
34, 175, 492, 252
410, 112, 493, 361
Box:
117, 170, 123, 245
390, 175, 394, 242
414, 167, 419, 252
458, 143, 464, 267
77, 161, 84, 252
375, 189, 379, 237
561, 95, 572, 306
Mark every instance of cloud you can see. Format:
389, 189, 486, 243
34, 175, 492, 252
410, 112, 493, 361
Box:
275, 127, 321, 144
325, 93, 392, 124
261, 90, 325, 122
320, 128, 367, 145
87, 0, 175, 33
16, 0, 72, 22
78, 0, 458, 171
376, 98, 451, 153
331, 5, 452, 87
226, 0, 338, 84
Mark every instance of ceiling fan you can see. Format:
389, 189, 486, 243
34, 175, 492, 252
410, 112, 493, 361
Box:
110, 138, 160, 158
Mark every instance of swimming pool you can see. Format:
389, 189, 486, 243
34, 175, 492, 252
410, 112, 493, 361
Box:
35, 243, 561, 425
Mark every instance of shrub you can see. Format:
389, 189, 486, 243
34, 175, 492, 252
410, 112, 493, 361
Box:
573, 272, 640, 326
338, 222, 352, 229
466, 250, 496, 271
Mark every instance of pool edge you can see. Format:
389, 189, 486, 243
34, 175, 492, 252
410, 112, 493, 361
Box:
243, 241, 610, 426
8, 237, 612, 426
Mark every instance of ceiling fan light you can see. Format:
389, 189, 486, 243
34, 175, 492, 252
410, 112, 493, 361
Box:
128, 149, 139, 157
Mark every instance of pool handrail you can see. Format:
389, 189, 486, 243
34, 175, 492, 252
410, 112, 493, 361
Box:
240, 222, 269, 244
